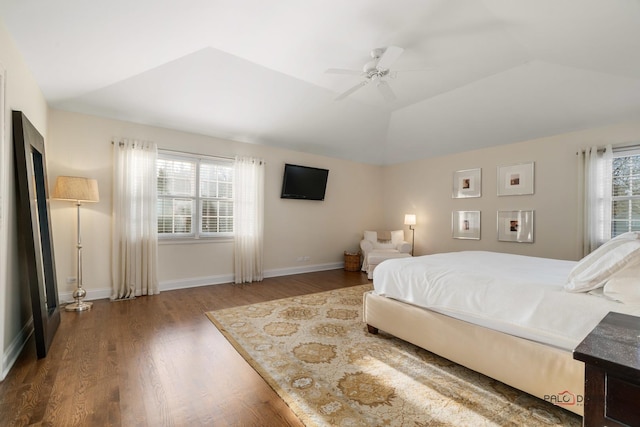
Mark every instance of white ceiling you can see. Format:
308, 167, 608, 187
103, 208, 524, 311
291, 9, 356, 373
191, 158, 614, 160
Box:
2, 0, 640, 164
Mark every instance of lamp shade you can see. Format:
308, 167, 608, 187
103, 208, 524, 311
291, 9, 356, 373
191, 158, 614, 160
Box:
52, 176, 100, 202
404, 214, 416, 226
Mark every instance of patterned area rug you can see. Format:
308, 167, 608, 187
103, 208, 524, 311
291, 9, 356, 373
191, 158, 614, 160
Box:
206, 284, 581, 426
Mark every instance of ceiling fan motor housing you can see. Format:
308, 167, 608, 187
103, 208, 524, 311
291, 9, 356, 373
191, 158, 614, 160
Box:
364, 47, 394, 76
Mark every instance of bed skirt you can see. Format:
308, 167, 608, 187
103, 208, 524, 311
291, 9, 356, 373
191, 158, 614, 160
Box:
363, 291, 584, 416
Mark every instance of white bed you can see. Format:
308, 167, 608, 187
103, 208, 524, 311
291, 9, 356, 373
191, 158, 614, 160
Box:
363, 249, 640, 416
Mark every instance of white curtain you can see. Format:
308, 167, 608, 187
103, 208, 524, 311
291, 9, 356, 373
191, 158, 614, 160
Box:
234, 156, 265, 283
581, 144, 613, 256
111, 139, 159, 299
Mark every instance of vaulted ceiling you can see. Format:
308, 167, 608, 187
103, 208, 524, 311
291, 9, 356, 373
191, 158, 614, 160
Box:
2, 0, 640, 164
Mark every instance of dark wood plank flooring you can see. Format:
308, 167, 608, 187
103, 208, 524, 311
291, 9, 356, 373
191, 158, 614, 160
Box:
0, 269, 369, 426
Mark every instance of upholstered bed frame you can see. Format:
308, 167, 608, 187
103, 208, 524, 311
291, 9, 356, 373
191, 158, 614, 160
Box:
363, 291, 585, 416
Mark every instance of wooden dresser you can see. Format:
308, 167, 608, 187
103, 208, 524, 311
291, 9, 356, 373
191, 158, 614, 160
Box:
574, 312, 640, 427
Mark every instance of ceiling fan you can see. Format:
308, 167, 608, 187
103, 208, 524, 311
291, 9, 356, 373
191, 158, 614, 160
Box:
326, 46, 404, 102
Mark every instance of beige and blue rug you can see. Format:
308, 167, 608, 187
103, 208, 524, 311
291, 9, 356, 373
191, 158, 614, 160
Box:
206, 284, 581, 426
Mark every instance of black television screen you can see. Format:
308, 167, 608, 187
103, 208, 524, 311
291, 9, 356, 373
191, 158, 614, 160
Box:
280, 164, 329, 200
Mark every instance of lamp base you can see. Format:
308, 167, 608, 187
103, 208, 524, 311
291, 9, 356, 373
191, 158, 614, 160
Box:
65, 301, 93, 312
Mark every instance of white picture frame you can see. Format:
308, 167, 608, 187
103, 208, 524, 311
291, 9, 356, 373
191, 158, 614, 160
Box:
497, 162, 534, 196
452, 210, 481, 240
452, 168, 481, 198
497, 210, 534, 243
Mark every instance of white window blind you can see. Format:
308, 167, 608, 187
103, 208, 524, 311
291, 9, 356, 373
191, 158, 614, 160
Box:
157, 152, 233, 238
200, 162, 234, 234
612, 147, 640, 237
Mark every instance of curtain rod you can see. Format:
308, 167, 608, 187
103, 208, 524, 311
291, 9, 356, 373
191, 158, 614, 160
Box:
159, 148, 235, 161
111, 140, 235, 161
577, 142, 640, 155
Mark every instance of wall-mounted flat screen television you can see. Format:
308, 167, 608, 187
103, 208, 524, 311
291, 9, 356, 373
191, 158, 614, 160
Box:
280, 163, 329, 200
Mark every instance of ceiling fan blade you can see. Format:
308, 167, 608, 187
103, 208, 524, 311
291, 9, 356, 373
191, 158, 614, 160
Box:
377, 81, 396, 102
325, 68, 363, 76
335, 81, 368, 101
376, 46, 404, 70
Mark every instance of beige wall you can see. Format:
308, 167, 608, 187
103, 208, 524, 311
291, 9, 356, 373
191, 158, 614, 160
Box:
0, 20, 49, 379
382, 121, 640, 261
47, 110, 384, 299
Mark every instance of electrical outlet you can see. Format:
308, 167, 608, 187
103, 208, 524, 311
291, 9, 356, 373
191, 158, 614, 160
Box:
303, 256, 310, 261
67, 277, 77, 284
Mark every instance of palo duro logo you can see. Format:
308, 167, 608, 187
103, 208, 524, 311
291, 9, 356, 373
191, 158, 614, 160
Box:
544, 390, 583, 406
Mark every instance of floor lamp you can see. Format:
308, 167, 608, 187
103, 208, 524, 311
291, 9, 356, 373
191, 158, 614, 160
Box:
53, 176, 99, 312
404, 214, 416, 256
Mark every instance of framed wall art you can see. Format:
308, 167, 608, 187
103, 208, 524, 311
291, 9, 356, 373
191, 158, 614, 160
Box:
452, 168, 481, 198
452, 210, 481, 240
497, 162, 534, 196
497, 210, 534, 243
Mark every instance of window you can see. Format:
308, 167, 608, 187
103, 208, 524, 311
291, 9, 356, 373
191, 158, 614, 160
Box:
611, 149, 640, 237
157, 151, 233, 238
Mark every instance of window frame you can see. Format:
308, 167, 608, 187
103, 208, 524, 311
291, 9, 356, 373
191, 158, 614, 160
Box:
611, 146, 640, 238
157, 150, 234, 241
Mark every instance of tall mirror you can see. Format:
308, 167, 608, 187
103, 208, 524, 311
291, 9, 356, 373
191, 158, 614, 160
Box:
12, 110, 60, 358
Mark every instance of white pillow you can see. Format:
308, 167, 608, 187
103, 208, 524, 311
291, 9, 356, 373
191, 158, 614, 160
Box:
565, 238, 640, 292
603, 261, 640, 304
390, 230, 404, 246
364, 230, 377, 243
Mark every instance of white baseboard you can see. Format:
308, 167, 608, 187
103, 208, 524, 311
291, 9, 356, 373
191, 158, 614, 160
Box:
1, 317, 33, 381
159, 262, 344, 289
60, 262, 345, 302
58, 287, 112, 304
159, 273, 235, 291
264, 262, 343, 278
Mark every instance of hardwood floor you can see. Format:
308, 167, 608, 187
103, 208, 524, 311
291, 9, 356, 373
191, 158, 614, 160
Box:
0, 269, 369, 426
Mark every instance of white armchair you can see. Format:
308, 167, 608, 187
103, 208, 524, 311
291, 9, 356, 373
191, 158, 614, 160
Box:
360, 230, 412, 279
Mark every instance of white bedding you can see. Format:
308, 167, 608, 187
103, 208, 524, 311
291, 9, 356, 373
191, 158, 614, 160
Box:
372, 251, 640, 350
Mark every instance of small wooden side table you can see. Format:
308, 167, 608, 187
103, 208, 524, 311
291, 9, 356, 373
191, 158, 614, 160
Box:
573, 312, 640, 427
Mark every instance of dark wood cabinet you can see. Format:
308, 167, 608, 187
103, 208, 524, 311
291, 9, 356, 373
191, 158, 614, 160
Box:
574, 312, 640, 427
